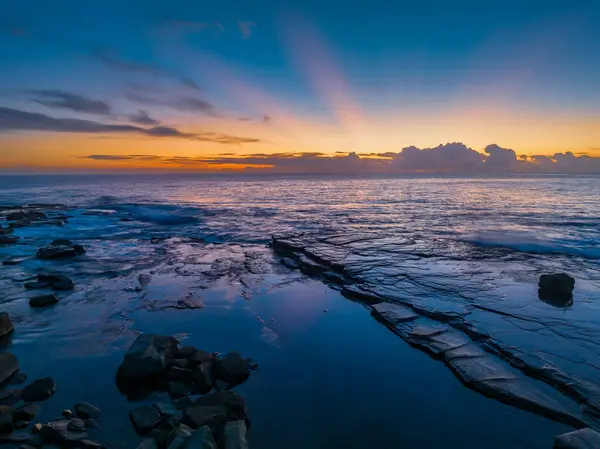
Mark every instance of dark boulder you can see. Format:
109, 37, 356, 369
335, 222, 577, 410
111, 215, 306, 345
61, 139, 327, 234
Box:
554, 428, 600, 448
0, 352, 19, 384
29, 294, 59, 308
39, 418, 88, 445
0, 235, 19, 245
183, 406, 230, 432
116, 334, 179, 381
83, 418, 99, 429
6, 210, 46, 222
0, 312, 14, 338
188, 350, 215, 365
0, 405, 15, 433
175, 346, 198, 360
22, 377, 56, 402
182, 426, 218, 449
6, 372, 27, 386
193, 363, 214, 394
37, 239, 85, 260
539, 273, 575, 297
223, 421, 248, 449
14, 403, 41, 421
168, 381, 190, 399
129, 405, 162, 435
137, 438, 158, 449
213, 353, 249, 386
75, 402, 101, 419
67, 418, 86, 432
0, 389, 22, 406
168, 367, 194, 383
24, 281, 52, 289
38, 274, 75, 291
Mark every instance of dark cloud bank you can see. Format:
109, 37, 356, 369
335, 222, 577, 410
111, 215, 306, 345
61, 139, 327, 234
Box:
82, 143, 600, 174
0, 107, 259, 144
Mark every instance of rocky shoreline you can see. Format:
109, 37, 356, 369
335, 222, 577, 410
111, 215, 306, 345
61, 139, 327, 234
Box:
2, 204, 600, 448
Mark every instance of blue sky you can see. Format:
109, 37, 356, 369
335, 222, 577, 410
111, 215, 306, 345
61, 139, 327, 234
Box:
1, 0, 599, 172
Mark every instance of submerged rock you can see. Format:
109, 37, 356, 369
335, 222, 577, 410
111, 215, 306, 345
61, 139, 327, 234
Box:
0, 312, 14, 338
129, 405, 163, 435
29, 294, 59, 308
14, 403, 41, 421
0, 352, 19, 385
554, 428, 600, 448
0, 405, 15, 433
39, 418, 88, 445
7, 372, 27, 386
75, 402, 101, 419
38, 273, 75, 291
223, 421, 248, 449
37, 239, 85, 259
0, 235, 19, 245
193, 363, 215, 395
117, 334, 179, 381
539, 273, 575, 296
214, 353, 250, 387
22, 377, 56, 402
24, 280, 52, 289
183, 426, 218, 449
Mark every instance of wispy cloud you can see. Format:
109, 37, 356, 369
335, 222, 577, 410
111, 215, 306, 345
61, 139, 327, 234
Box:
237, 21, 256, 39
94, 50, 200, 91
126, 93, 217, 116
30, 90, 112, 115
128, 110, 159, 125
0, 107, 260, 144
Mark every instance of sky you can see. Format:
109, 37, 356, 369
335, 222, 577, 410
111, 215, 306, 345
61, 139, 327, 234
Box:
1, 0, 599, 173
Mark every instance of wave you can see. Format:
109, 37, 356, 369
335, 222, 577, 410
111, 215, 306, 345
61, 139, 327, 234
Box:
462, 231, 600, 259
115, 203, 201, 226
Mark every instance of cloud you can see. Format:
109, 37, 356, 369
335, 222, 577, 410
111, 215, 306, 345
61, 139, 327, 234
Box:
126, 93, 217, 116
129, 110, 159, 125
94, 50, 200, 91
392, 143, 484, 172
237, 21, 256, 39
30, 90, 112, 115
0, 107, 260, 144
77, 145, 600, 173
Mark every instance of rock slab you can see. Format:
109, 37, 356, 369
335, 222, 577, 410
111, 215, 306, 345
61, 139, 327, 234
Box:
554, 428, 600, 449
0, 313, 14, 338
0, 352, 19, 385
117, 334, 179, 380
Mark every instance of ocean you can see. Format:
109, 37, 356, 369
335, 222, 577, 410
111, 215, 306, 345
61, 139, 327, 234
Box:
1, 174, 599, 448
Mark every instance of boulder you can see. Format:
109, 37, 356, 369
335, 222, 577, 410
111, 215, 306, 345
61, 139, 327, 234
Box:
75, 402, 101, 419
83, 418, 99, 429
175, 346, 199, 360
24, 281, 52, 289
0, 405, 15, 433
168, 381, 191, 399
37, 239, 85, 259
14, 403, 41, 421
137, 438, 158, 449
67, 418, 86, 432
0, 389, 22, 406
6, 211, 46, 222
7, 372, 27, 386
183, 406, 230, 432
29, 294, 59, 308
539, 273, 575, 296
0, 235, 19, 245
0, 352, 19, 384
173, 397, 193, 411
188, 350, 214, 365
554, 428, 600, 448
182, 426, 218, 449
0, 312, 14, 338
223, 421, 248, 449
38, 274, 75, 291
193, 363, 214, 395
0, 431, 32, 444
117, 334, 179, 381
39, 418, 88, 445
213, 353, 249, 386
129, 405, 163, 435
168, 367, 194, 383
72, 440, 104, 449
22, 377, 56, 402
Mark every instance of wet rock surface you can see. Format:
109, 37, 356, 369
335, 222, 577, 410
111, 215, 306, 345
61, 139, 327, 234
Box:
554, 428, 600, 448
0, 353, 19, 385
117, 334, 179, 382
22, 377, 56, 402
37, 239, 86, 260
272, 233, 600, 427
0, 313, 13, 338
28, 294, 59, 308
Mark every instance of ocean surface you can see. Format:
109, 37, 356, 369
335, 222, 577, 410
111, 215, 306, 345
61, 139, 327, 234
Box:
1, 173, 600, 449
